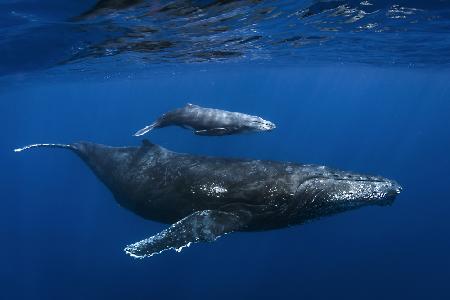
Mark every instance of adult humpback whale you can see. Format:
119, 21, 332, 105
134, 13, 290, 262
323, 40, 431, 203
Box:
15, 140, 401, 258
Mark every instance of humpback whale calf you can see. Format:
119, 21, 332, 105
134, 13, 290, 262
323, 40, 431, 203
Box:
15, 140, 401, 258
134, 103, 276, 136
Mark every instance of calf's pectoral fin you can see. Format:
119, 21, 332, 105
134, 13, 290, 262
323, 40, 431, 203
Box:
133, 121, 160, 137
124, 210, 244, 258
194, 128, 234, 136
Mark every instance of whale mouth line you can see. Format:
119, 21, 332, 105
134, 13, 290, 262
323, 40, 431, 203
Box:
296, 175, 402, 205
323, 176, 402, 190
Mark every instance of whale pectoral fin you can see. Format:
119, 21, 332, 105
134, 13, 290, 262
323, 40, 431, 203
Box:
133, 121, 160, 137
194, 128, 233, 136
124, 210, 244, 258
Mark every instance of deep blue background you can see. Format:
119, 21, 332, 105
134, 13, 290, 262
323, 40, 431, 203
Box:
1, 65, 449, 299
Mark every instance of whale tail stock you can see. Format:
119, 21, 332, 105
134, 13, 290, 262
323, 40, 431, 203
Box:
133, 121, 159, 137
14, 143, 77, 153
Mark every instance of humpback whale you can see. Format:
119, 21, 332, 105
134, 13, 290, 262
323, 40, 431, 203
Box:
134, 103, 276, 136
15, 140, 401, 258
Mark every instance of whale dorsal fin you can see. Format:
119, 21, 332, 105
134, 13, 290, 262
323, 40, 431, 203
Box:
124, 210, 246, 258
186, 103, 199, 108
140, 139, 168, 154
141, 139, 155, 148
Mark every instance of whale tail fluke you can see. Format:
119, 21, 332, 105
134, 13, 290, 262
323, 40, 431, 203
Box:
14, 143, 76, 153
133, 122, 159, 137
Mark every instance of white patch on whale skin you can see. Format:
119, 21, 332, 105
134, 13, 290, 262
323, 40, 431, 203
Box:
211, 186, 227, 194
197, 183, 228, 198
175, 242, 192, 253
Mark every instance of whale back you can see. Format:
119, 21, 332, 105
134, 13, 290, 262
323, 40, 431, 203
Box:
72, 140, 170, 213
69, 140, 299, 224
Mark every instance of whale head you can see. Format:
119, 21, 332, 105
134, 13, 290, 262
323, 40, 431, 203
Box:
248, 116, 276, 132
296, 168, 402, 222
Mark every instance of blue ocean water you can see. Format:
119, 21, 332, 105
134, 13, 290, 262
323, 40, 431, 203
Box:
1, 1, 450, 300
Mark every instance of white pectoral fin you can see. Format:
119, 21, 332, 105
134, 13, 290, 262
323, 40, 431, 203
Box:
124, 210, 244, 258
133, 121, 159, 136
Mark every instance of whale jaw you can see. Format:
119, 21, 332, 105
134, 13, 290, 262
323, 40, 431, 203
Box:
296, 173, 402, 222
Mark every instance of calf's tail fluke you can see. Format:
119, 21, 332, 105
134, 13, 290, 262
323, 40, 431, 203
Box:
133, 122, 158, 137
14, 143, 76, 153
